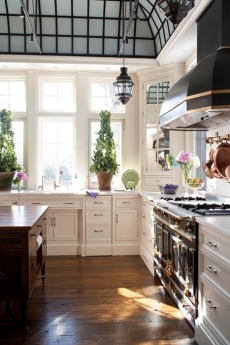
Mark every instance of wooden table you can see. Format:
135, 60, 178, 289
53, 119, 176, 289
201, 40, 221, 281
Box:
0, 205, 48, 338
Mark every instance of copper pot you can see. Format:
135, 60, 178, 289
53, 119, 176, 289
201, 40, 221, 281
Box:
214, 143, 230, 178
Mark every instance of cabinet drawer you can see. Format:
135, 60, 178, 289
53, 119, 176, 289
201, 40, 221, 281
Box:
201, 231, 230, 261
141, 198, 154, 212
86, 225, 111, 242
202, 281, 230, 342
0, 198, 19, 206
201, 253, 230, 294
86, 210, 111, 223
141, 208, 154, 227
86, 196, 111, 208
115, 198, 138, 208
0, 233, 26, 250
22, 198, 83, 208
141, 223, 154, 252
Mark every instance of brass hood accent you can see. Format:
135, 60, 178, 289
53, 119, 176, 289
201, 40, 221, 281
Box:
160, 47, 230, 131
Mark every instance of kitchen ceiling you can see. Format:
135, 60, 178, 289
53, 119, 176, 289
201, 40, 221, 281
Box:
0, 0, 210, 72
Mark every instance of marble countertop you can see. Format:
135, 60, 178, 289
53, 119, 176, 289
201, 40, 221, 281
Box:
196, 216, 230, 242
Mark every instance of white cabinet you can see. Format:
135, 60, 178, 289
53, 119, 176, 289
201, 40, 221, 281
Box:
139, 197, 155, 276
20, 195, 84, 255
0, 195, 19, 206
195, 223, 230, 345
47, 209, 78, 241
113, 196, 139, 255
85, 196, 112, 256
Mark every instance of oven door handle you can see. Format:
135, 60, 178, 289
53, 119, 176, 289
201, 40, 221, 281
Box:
154, 214, 196, 242
147, 203, 190, 222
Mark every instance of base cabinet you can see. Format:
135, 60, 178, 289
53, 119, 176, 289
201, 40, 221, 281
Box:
113, 196, 139, 255
85, 196, 112, 256
195, 224, 230, 345
139, 197, 155, 276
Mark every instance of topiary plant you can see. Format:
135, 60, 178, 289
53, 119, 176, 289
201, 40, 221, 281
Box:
0, 109, 21, 172
89, 109, 119, 175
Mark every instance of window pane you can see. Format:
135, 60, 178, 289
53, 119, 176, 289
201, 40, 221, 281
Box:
0, 81, 26, 112
41, 80, 76, 112
0, 81, 8, 94
12, 121, 24, 167
91, 97, 106, 111
91, 83, 106, 97
41, 120, 75, 187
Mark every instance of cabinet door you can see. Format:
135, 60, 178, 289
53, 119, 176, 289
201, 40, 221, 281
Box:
115, 209, 138, 241
53, 210, 78, 241
47, 211, 54, 241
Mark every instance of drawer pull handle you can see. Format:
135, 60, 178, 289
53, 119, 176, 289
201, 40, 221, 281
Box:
32, 203, 41, 205
65, 202, 73, 204
0, 272, 5, 279
205, 265, 217, 273
142, 203, 146, 206
12, 202, 18, 204
206, 241, 217, 247
94, 230, 104, 232
31, 262, 36, 269
142, 232, 146, 235
142, 216, 146, 218
94, 202, 103, 204
206, 299, 216, 309
30, 234, 36, 237
37, 225, 42, 227
94, 214, 103, 216
42, 218, 46, 221
123, 202, 131, 204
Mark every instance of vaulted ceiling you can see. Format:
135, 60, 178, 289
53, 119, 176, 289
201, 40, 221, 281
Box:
0, 0, 177, 58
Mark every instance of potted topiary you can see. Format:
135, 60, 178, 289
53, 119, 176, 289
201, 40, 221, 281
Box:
89, 109, 119, 190
0, 109, 21, 191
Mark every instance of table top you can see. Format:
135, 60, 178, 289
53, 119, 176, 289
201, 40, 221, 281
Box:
0, 205, 48, 230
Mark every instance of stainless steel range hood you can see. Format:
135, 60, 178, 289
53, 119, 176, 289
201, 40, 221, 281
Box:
160, 47, 230, 131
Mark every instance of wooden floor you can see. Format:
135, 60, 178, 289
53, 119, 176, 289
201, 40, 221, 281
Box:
0, 256, 198, 345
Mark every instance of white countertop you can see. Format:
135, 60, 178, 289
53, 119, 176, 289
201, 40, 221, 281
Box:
196, 216, 230, 242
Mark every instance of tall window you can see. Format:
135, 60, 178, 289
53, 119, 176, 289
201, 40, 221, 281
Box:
40, 80, 76, 112
39, 119, 76, 187
91, 82, 123, 112
0, 80, 26, 111
89, 120, 123, 189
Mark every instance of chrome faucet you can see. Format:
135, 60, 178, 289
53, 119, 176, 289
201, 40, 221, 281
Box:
38, 176, 46, 190
54, 170, 63, 190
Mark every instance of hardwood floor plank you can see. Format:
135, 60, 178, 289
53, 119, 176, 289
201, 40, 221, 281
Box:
0, 255, 197, 345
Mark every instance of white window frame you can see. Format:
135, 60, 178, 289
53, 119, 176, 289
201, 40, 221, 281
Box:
38, 117, 77, 189
0, 76, 26, 112
38, 76, 77, 114
88, 118, 124, 189
89, 78, 125, 114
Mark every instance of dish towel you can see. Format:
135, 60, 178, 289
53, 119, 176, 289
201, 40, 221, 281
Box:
86, 190, 99, 198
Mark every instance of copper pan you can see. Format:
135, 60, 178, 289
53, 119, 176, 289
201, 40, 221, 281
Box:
225, 166, 230, 182
214, 143, 230, 178
202, 148, 215, 179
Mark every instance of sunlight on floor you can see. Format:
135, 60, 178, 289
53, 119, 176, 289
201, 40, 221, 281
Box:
117, 287, 180, 317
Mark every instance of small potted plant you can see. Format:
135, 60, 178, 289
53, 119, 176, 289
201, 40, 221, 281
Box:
0, 109, 22, 191
89, 109, 119, 190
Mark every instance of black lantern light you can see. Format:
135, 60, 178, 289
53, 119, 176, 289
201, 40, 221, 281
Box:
113, 0, 135, 105
113, 61, 135, 105
157, 0, 195, 25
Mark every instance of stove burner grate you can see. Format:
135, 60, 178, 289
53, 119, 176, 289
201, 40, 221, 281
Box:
176, 202, 230, 215
160, 196, 206, 202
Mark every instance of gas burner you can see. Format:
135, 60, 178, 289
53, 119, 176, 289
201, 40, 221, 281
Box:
160, 197, 174, 201
174, 196, 206, 201
176, 202, 230, 216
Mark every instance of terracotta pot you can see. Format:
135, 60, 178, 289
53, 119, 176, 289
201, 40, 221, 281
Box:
97, 172, 113, 190
0, 172, 15, 191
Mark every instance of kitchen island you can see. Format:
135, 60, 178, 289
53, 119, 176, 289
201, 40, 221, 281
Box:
0, 206, 48, 338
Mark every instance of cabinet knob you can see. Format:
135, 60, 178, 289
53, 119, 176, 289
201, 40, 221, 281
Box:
0, 272, 5, 279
